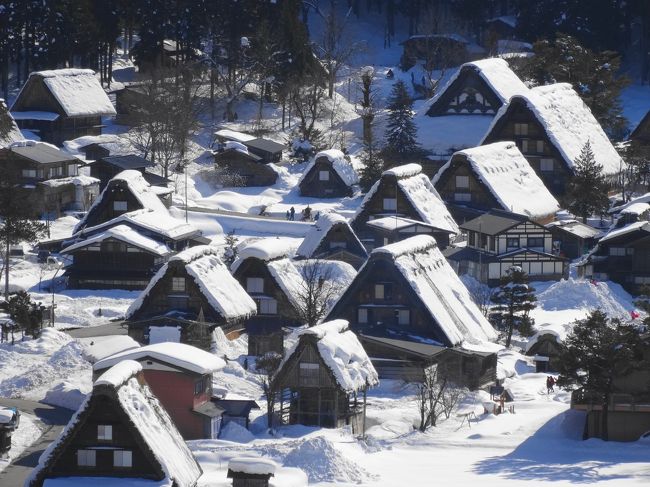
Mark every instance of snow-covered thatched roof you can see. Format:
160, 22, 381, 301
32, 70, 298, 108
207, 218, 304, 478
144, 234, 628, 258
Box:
127, 245, 256, 321
484, 83, 623, 175
296, 213, 363, 258
299, 149, 359, 186
61, 224, 171, 256
426, 57, 529, 110
355, 164, 459, 235
372, 235, 497, 346
93, 342, 226, 375
525, 323, 571, 353
281, 320, 379, 392
0, 99, 24, 148
434, 141, 560, 219
26, 360, 202, 487
13, 69, 116, 118
231, 237, 300, 272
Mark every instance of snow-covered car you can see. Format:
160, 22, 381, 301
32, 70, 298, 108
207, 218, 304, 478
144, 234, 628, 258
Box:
0, 406, 20, 431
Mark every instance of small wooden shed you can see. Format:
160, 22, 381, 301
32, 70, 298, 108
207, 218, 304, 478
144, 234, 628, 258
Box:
298, 149, 359, 198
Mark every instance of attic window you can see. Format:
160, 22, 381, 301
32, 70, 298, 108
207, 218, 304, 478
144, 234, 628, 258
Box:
540, 158, 554, 172
97, 424, 112, 440
514, 123, 528, 136
113, 200, 128, 212
383, 198, 397, 211
171, 277, 186, 292
246, 277, 264, 293
319, 170, 330, 181
329, 241, 346, 249
455, 175, 469, 189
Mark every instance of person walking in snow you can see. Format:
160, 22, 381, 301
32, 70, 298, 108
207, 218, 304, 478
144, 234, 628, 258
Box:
546, 376, 555, 394
289, 206, 295, 221
285, 210, 290, 220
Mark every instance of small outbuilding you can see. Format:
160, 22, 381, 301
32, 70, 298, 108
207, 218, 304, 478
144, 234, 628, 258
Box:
26, 360, 202, 487
525, 325, 567, 373
272, 320, 379, 433
298, 149, 359, 197
89, 154, 168, 191
546, 219, 601, 259
11, 69, 116, 146
213, 142, 278, 187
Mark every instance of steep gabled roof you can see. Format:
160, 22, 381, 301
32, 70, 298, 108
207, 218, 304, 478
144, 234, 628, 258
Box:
426, 57, 529, 115
434, 141, 559, 219
231, 237, 300, 272
12, 69, 116, 118
353, 164, 459, 235
630, 109, 650, 143
279, 320, 379, 392
26, 360, 201, 487
127, 246, 256, 321
483, 83, 623, 175
296, 213, 366, 259
460, 210, 528, 235
299, 149, 359, 187
330, 235, 497, 347
9, 140, 77, 164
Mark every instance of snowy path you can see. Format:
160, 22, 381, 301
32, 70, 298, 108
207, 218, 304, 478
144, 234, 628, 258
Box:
0, 397, 73, 486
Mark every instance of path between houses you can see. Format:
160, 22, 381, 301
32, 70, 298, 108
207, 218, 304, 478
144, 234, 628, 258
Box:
0, 397, 73, 487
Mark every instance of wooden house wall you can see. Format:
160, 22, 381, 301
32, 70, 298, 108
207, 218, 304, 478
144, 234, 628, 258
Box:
326, 257, 454, 346
427, 68, 503, 116
548, 226, 594, 259
67, 238, 161, 290
631, 111, 650, 145
129, 261, 226, 324
299, 159, 352, 197
482, 100, 572, 197
466, 221, 553, 255
584, 410, 650, 442
592, 234, 650, 293
434, 156, 503, 210
43, 393, 164, 482
487, 253, 566, 282
13, 77, 63, 114
214, 152, 277, 186
526, 336, 562, 371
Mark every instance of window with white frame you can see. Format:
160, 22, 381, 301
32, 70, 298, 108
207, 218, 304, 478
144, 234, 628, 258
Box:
397, 309, 410, 325
540, 158, 554, 172
68, 164, 79, 176
171, 277, 186, 292
536, 140, 545, 153
319, 170, 330, 181
454, 192, 471, 202
97, 425, 112, 440
329, 241, 346, 249
113, 450, 132, 468
77, 449, 96, 467
358, 308, 368, 323
113, 200, 128, 212
22, 169, 37, 178
514, 123, 528, 136
383, 198, 397, 211
521, 139, 530, 153
455, 175, 469, 189
246, 277, 264, 293
609, 247, 626, 256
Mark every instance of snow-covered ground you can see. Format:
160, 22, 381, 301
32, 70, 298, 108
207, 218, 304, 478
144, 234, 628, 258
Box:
0, 413, 43, 473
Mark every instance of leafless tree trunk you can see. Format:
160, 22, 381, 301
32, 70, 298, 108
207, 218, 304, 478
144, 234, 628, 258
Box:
415, 365, 459, 431
293, 84, 326, 144
293, 259, 345, 327
256, 352, 282, 431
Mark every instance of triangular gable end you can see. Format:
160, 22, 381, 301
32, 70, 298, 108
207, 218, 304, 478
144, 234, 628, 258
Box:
427, 66, 504, 116
27, 383, 167, 486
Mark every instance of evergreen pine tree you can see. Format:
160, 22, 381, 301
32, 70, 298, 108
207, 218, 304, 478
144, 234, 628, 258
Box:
384, 80, 420, 163
490, 266, 536, 348
358, 137, 384, 192
556, 310, 648, 441
567, 141, 611, 222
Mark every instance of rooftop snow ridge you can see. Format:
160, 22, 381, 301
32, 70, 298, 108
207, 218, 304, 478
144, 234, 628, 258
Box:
32, 68, 96, 78
373, 234, 438, 258
228, 457, 277, 476
169, 245, 220, 264
94, 359, 142, 387
383, 163, 422, 179
302, 319, 349, 340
